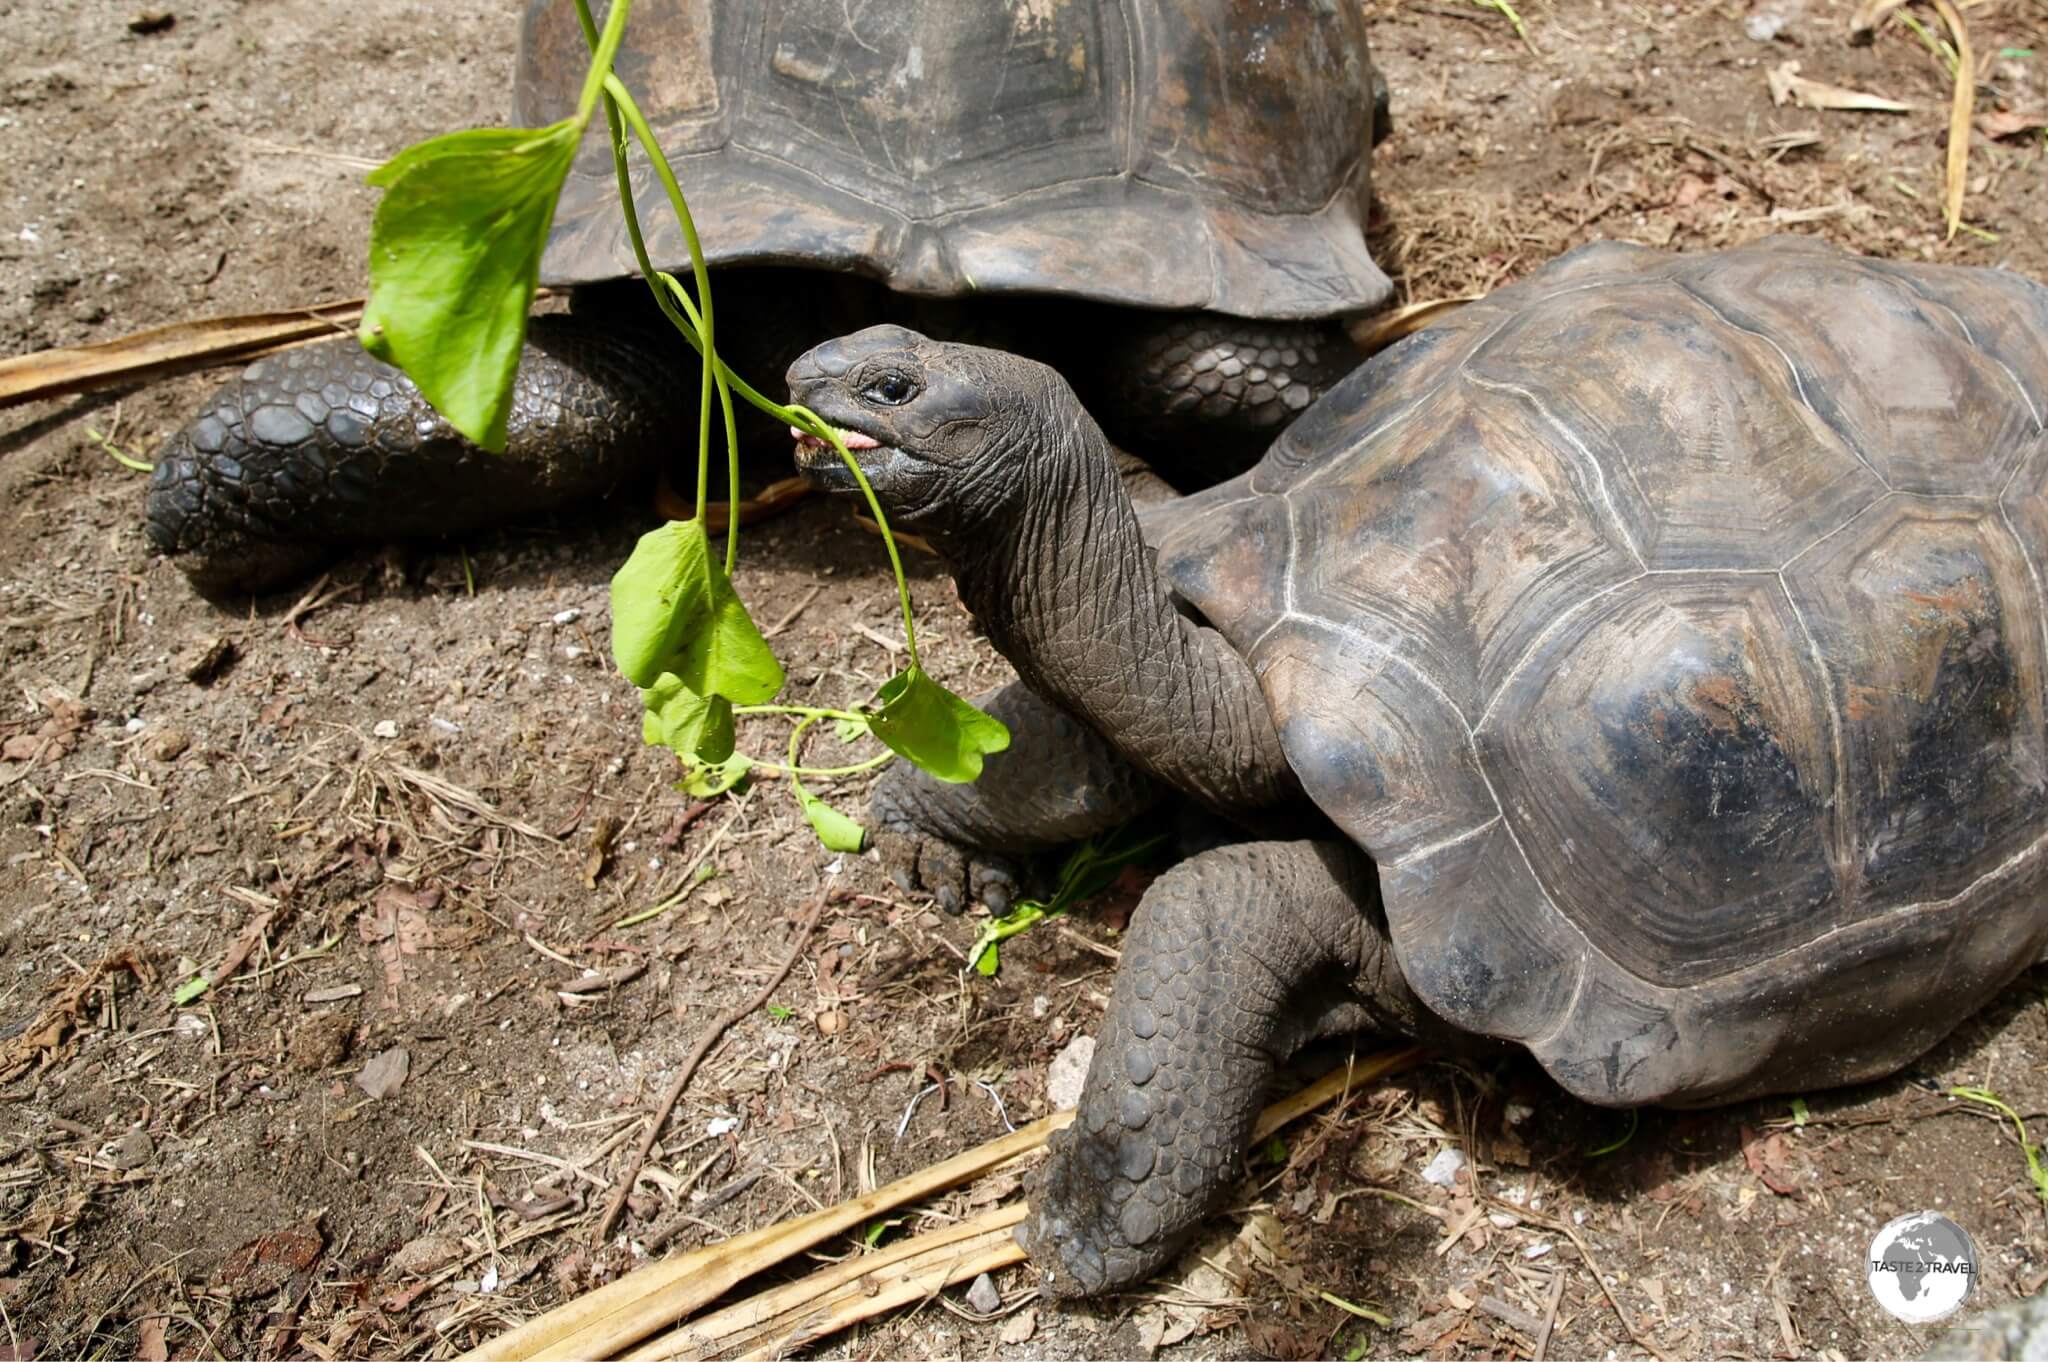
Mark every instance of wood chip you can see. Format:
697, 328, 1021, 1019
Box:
354, 1046, 410, 1100
1767, 60, 1914, 112
1977, 108, 2048, 139
302, 985, 362, 1005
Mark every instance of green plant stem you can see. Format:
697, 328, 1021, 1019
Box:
750, 750, 896, 780
86, 426, 154, 473
783, 407, 921, 672
588, 73, 923, 669
589, 74, 725, 546
734, 704, 868, 724
572, 0, 637, 145
785, 713, 824, 806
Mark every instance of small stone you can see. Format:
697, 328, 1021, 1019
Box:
965, 1272, 1002, 1314
1000, 1307, 1038, 1344
1745, 11, 1788, 40
146, 727, 190, 762
1504, 1099, 1535, 1126
1420, 1147, 1467, 1187
127, 10, 175, 33
179, 635, 234, 684
371, 719, 399, 739
111, 1126, 154, 1169
1045, 1034, 1095, 1111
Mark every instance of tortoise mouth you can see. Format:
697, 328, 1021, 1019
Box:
792, 424, 893, 492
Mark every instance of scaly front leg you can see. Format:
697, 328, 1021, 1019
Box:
1019, 837, 1427, 1296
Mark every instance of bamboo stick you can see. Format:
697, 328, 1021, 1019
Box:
461, 1047, 1424, 1362
0, 302, 365, 407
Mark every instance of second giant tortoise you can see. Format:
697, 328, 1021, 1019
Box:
145, 0, 1392, 594
783, 235, 2048, 1294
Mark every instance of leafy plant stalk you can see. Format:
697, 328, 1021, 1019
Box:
361, 0, 1008, 856
1948, 1085, 2048, 1203
586, 62, 921, 664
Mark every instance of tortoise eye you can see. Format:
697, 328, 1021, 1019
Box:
862, 372, 917, 406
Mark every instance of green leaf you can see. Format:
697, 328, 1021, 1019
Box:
831, 715, 869, 744
680, 752, 752, 798
766, 1003, 793, 1021
640, 673, 736, 765
966, 901, 1047, 977
174, 975, 210, 1006
610, 519, 784, 703
1789, 1097, 1810, 1128
359, 121, 581, 451
867, 668, 1009, 784
795, 785, 866, 853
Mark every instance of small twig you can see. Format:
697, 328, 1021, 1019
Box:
1495, 1198, 1678, 1362
1532, 1270, 1565, 1362
1928, 0, 1975, 239
593, 886, 832, 1243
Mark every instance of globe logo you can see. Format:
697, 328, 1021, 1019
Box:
1867, 1211, 1978, 1324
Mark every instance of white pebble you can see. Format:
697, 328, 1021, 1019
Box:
1421, 1147, 1468, 1187
706, 1116, 739, 1137
552, 608, 582, 625
1045, 1035, 1096, 1111
372, 719, 399, 739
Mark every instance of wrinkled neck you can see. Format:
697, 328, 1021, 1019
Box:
933, 419, 1296, 814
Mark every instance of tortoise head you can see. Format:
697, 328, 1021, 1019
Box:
786, 325, 1079, 535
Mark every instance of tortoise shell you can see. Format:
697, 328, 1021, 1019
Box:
1156, 237, 2048, 1106
514, 0, 1390, 319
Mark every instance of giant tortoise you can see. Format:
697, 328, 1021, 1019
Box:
783, 235, 2048, 1295
145, 0, 1392, 595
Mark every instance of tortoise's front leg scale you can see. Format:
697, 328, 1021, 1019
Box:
870, 681, 1162, 914
1018, 837, 1425, 1296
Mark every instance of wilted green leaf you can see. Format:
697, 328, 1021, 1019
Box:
610, 519, 784, 703
680, 752, 751, 798
868, 668, 1009, 784
641, 673, 736, 765
795, 785, 866, 853
967, 901, 1047, 977
965, 821, 1168, 976
359, 121, 581, 451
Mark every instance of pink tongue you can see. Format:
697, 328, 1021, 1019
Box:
788, 424, 880, 450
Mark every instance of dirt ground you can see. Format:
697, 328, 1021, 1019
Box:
4, 0, 2048, 1358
